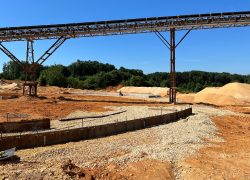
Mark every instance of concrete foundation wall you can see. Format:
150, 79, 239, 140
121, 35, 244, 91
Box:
0, 108, 192, 151
0, 119, 50, 133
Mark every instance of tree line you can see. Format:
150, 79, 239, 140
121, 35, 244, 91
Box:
1, 60, 249, 92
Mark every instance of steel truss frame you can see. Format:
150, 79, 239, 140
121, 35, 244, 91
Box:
155, 29, 192, 104
0, 38, 67, 96
0, 11, 249, 100
0, 11, 249, 42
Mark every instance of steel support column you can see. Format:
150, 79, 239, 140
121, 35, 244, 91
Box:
0, 37, 66, 96
169, 28, 176, 104
23, 40, 38, 96
25, 40, 35, 81
155, 29, 191, 104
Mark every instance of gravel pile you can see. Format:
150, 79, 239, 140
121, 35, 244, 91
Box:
0, 105, 235, 179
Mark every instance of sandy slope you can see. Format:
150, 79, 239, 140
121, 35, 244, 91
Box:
178, 83, 250, 106
118, 87, 169, 97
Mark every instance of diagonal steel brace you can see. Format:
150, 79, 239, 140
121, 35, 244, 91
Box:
36, 37, 67, 65
0, 42, 24, 66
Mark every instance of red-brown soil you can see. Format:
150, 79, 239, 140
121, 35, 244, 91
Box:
62, 159, 173, 180
1, 84, 250, 179
222, 105, 250, 114
180, 114, 250, 179
0, 86, 170, 122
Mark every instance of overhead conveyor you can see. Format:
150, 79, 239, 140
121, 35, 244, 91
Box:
0, 11, 250, 103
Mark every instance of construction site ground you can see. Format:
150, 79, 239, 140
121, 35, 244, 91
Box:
0, 83, 249, 179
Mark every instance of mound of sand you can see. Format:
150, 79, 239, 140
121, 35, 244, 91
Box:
193, 83, 250, 106
0, 82, 21, 91
118, 86, 169, 97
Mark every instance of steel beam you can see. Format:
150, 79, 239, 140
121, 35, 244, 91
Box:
154, 32, 170, 50
154, 30, 171, 49
26, 40, 34, 64
36, 37, 67, 65
0, 43, 24, 66
0, 10, 250, 99
0, 11, 250, 42
24, 40, 35, 81
23, 40, 38, 96
0, 37, 67, 97
175, 29, 192, 48
169, 28, 176, 104
155, 29, 192, 104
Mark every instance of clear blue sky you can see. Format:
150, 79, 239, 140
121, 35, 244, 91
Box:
0, 0, 249, 75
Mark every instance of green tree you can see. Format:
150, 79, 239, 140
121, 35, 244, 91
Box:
38, 65, 67, 87
67, 77, 81, 88
2, 61, 24, 80
39, 76, 47, 86
125, 75, 148, 86
68, 60, 115, 77
2, 61, 46, 80
2, 59, 249, 92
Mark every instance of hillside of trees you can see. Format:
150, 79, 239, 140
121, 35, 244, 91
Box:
1, 60, 249, 93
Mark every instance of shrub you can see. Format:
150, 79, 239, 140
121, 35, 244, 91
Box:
38, 65, 67, 87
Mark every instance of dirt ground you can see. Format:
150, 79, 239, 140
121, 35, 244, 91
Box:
0, 86, 170, 122
58, 113, 250, 180
58, 114, 250, 180
61, 159, 173, 180
0, 84, 250, 179
179, 114, 250, 180
222, 105, 250, 114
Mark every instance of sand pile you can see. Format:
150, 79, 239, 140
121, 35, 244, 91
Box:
193, 83, 250, 105
0, 82, 20, 91
118, 87, 169, 97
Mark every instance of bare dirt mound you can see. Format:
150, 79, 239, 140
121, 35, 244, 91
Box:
193, 83, 250, 105
118, 86, 169, 97
0, 81, 21, 91
178, 83, 250, 106
104, 84, 124, 92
